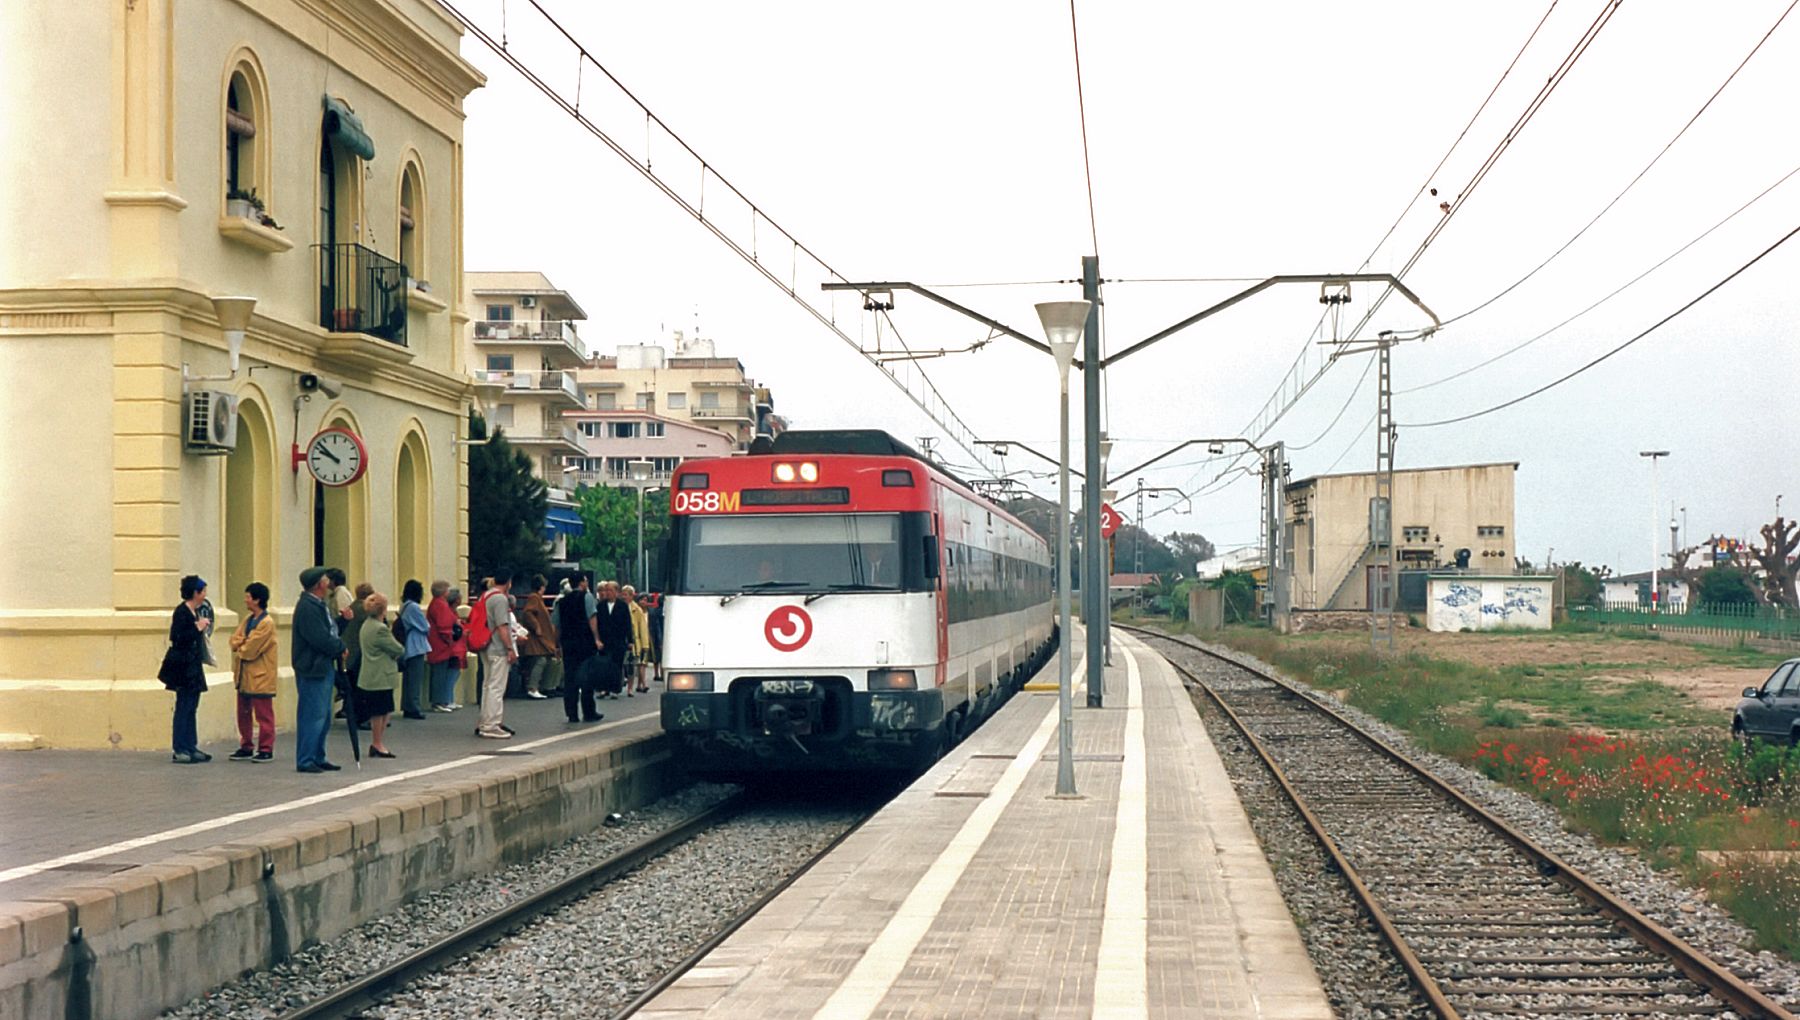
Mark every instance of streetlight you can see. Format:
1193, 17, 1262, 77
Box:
1640, 451, 1670, 613
1037, 298, 1090, 799
629, 458, 654, 589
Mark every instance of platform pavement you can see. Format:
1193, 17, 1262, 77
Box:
0, 689, 662, 902
639, 630, 1332, 1020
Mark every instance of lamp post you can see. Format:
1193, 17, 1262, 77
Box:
629, 458, 654, 589
1640, 451, 1670, 614
1037, 299, 1091, 799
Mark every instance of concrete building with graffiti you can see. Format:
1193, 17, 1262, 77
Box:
1283, 462, 1519, 613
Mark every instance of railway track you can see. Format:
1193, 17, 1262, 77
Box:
1123, 625, 1795, 1020
275, 791, 871, 1020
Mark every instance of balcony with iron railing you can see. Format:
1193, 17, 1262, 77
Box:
690, 405, 754, 422
471, 369, 582, 407
473, 318, 585, 363
316, 243, 407, 346
505, 422, 584, 451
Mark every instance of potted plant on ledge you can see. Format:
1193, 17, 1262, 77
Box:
226, 187, 263, 221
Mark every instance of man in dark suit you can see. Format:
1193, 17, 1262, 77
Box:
592, 580, 632, 698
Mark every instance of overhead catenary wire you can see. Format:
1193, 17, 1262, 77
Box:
1403, 218, 1800, 428
1068, 0, 1101, 257
1401, 158, 1800, 395
1158, 0, 1582, 504
440, 0, 1000, 476
1438, 0, 1800, 330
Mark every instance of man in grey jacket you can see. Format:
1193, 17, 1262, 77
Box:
293, 567, 346, 772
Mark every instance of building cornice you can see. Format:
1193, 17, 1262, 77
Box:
0, 283, 474, 408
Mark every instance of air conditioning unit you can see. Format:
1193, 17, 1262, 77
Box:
520, 296, 537, 308
184, 389, 239, 455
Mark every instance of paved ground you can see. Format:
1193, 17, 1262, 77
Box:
639, 631, 1331, 1020
0, 688, 663, 901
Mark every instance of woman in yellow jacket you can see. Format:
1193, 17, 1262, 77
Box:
622, 584, 651, 694
228, 582, 278, 762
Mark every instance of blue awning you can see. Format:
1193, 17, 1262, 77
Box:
544, 506, 585, 538
322, 96, 376, 161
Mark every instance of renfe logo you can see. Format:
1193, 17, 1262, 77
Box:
764, 605, 813, 652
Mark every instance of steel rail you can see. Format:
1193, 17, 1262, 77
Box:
611, 805, 877, 1018
1121, 624, 1795, 1020
277, 793, 752, 1020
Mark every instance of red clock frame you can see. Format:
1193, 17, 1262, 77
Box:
292, 427, 370, 486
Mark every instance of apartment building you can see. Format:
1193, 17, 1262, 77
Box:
575, 331, 775, 449
1284, 462, 1519, 612
565, 411, 738, 489
0, 0, 484, 747
464, 271, 589, 559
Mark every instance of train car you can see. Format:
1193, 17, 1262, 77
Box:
659, 430, 1056, 775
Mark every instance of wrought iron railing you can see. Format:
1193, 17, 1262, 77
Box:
316, 243, 407, 345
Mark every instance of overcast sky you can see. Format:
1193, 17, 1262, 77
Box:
459, 0, 1799, 574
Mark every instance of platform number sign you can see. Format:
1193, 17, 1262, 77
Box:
1099, 502, 1122, 539
764, 605, 813, 652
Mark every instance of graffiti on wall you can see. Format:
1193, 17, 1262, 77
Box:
1428, 578, 1552, 631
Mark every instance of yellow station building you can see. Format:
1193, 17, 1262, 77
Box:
0, 0, 485, 749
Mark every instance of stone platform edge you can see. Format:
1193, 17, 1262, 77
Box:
0, 729, 678, 1020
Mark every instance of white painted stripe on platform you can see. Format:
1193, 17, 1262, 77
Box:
0, 714, 654, 887
1093, 640, 1147, 1019
813, 658, 1079, 1020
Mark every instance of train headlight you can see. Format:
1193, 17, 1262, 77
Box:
867, 669, 918, 691
798, 461, 819, 482
773, 463, 797, 483
667, 671, 714, 692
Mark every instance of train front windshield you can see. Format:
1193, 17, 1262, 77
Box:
673, 512, 931, 594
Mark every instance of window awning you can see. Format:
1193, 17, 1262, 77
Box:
322, 96, 375, 161
544, 506, 585, 538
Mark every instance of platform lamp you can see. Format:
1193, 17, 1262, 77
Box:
629, 458, 655, 590
1037, 299, 1091, 799
185, 295, 257, 382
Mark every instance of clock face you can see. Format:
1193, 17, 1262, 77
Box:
307, 428, 367, 487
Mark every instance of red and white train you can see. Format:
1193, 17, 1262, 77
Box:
659, 430, 1057, 775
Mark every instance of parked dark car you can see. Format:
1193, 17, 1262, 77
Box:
1732, 658, 1800, 748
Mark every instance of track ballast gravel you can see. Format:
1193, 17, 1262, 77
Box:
1148, 632, 1800, 1014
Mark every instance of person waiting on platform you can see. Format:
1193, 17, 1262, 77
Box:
557, 572, 603, 723
622, 584, 650, 694
518, 574, 558, 700
396, 579, 431, 719
291, 567, 345, 774
425, 580, 465, 712
592, 580, 632, 699
157, 574, 212, 764
227, 581, 278, 762
357, 592, 404, 759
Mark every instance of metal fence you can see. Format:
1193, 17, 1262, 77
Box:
1570, 602, 1800, 643
316, 243, 407, 346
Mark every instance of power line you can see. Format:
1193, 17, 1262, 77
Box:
1160, 0, 1576, 501
1068, 0, 1101, 256
1439, 0, 1800, 329
441, 0, 1001, 476
1289, 358, 1375, 451
1359, 0, 1565, 267
1400, 158, 1800, 395
1403, 218, 1800, 428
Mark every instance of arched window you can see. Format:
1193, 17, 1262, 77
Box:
398, 161, 425, 284
222, 55, 271, 218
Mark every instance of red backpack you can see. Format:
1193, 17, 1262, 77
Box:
466, 592, 495, 650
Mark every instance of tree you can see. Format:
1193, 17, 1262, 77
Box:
1559, 562, 1607, 608
1208, 569, 1259, 623
1113, 523, 1181, 576
467, 412, 549, 585
1165, 531, 1216, 568
569, 483, 670, 587
1751, 516, 1799, 608
1696, 567, 1757, 608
